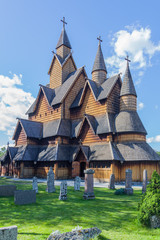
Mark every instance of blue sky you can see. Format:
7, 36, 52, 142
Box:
0, 0, 160, 150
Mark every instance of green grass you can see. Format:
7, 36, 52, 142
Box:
0, 177, 160, 240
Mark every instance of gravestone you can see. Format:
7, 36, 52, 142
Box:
83, 169, 95, 199
14, 190, 36, 205
59, 181, 67, 200
47, 227, 101, 240
47, 167, 55, 193
125, 169, 133, 195
0, 226, 17, 240
0, 185, 17, 197
142, 169, 147, 194
150, 215, 160, 228
108, 174, 115, 189
32, 177, 38, 193
74, 176, 81, 191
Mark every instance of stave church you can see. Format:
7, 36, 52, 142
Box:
1, 18, 160, 182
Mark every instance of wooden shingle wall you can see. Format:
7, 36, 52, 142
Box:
114, 134, 146, 142
70, 85, 106, 119
16, 127, 27, 146
29, 91, 61, 122
120, 95, 137, 111
106, 81, 121, 113
62, 57, 76, 83
56, 45, 70, 59
50, 58, 62, 89
63, 73, 86, 119
92, 70, 106, 85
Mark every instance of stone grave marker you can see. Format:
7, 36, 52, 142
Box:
83, 169, 95, 199
59, 181, 67, 200
32, 177, 38, 193
14, 190, 36, 205
125, 169, 133, 195
74, 176, 81, 191
0, 185, 17, 197
108, 174, 115, 189
47, 167, 55, 193
142, 169, 147, 194
0, 226, 17, 240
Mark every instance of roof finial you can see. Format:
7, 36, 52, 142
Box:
97, 36, 102, 46
125, 55, 131, 66
61, 17, 67, 29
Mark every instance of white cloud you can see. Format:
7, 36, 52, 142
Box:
137, 102, 144, 110
106, 26, 160, 81
147, 135, 160, 143
0, 74, 35, 141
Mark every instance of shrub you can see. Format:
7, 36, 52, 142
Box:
138, 171, 160, 226
114, 188, 126, 195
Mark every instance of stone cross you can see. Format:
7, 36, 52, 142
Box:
108, 174, 115, 190
83, 169, 95, 199
125, 169, 133, 195
74, 176, 81, 191
32, 177, 38, 193
142, 169, 147, 194
59, 181, 67, 200
47, 167, 55, 193
61, 17, 67, 28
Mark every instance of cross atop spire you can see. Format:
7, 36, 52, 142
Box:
61, 17, 67, 29
97, 36, 102, 45
125, 55, 131, 65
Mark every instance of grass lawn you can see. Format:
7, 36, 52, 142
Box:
0, 177, 160, 240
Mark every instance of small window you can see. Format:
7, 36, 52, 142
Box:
40, 114, 42, 118
51, 111, 53, 114
56, 109, 59, 112
35, 116, 36, 119
45, 113, 47, 116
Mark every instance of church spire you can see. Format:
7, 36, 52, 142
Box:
92, 36, 107, 85
120, 56, 137, 97
56, 17, 72, 50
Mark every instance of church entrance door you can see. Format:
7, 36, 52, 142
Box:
80, 162, 86, 178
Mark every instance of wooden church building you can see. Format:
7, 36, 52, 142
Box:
1, 18, 160, 181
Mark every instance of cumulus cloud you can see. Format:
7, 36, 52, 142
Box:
106, 26, 160, 80
147, 135, 160, 143
0, 74, 35, 140
137, 102, 144, 110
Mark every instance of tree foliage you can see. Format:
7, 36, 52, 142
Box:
138, 171, 160, 226
0, 147, 6, 157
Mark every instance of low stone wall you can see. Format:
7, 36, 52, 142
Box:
47, 227, 101, 240
0, 185, 17, 197
0, 226, 17, 240
14, 190, 36, 205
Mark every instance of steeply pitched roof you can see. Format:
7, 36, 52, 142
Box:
89, 143, 122, 161
43, 119, 71, 138
51, 67, 85, 106
97, 74, 120, 101
115, 110, 147, 135
120, 62, 137, 97
116, 141, 160, 161
92, 43, 107, 73
56, 27, 72, 49
12, 119, 43, 140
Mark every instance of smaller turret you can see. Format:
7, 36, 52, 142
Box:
120, 56, 137, 111
92, 36, 107, 85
